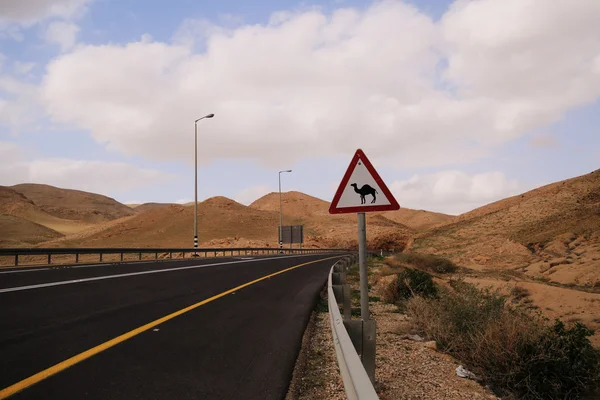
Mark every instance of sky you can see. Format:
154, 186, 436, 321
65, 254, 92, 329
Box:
0, 0, 599, 215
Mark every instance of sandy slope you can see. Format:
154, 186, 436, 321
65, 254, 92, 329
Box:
0, 186, 91, 237
465, 276, 600, 347
0, 215, 63, 246
42, 193, 411, 250
11, 183, 135, 222
410, 169, 600, 286
130, 202, 174, 213
250, 191, 453, 231
49, 197, 298, 248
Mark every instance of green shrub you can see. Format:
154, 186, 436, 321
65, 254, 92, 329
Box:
514, 320, 600, 399
395, 269, 437, 300
381, 269, 438, 305
393, 253, 458, 274
406, 280, 600, 399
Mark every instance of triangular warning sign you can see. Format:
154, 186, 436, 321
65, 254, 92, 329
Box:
329, 149, 400, 214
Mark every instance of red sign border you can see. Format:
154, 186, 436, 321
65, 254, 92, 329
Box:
329, 149, 400, 214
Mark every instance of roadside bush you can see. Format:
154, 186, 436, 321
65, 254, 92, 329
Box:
383, 269, 438, 304
393, 253, 458, 274
406, 280, 600, 399
516, 320, 600, 399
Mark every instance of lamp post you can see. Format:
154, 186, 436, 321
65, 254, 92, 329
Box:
278, 169, 292, 252
194, 113, 214, 254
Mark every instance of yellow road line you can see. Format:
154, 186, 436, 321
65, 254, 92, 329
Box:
0, 255, 340, 399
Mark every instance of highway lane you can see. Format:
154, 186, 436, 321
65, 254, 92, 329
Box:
0, 254, 343, 399
0, 254, 321, 290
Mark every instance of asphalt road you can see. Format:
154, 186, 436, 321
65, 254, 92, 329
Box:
0, 253, 343, 399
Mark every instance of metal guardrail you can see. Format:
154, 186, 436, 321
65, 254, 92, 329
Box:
328, 257, 379, 400
0, 247, 347, 267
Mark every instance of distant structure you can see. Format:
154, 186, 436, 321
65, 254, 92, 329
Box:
350, 183, 378, 204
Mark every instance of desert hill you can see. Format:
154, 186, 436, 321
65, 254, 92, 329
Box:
46, 193, 411, 250
250, 191, 452, 231
249, 191, 413, 249
129, 202, 174, 213
11, 184, 135, 223
0, 186, 90, 237
0, 214, 62, 247
375, 208, 455, 231
250, 191, 332, 218
411, 169, 600, 286
0, 186, 44, 219
51, 196, 303, 248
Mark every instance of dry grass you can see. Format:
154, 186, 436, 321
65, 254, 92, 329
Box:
387, 253, 458, 274
510, 285, 531, 304
406, 279, 600, 399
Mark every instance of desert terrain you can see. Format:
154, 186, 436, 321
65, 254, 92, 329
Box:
0, 185, 425, 250
2, 170, 599, 345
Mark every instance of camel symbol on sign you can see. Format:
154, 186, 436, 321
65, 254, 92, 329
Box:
350, 183, 378, 204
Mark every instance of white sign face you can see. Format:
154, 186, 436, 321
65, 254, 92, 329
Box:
336, 160, 391, 208
329, 149, 400, 214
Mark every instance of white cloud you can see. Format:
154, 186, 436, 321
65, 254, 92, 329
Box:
391, 170, 526, 215
13, 61, 36, 75
23, 0, 600, 170
0, 141, 175, 195
0, 74, 42, 134
39, 1, 600, 169
233, 185, 272, 205
44, 21, 79, 51
441, 0, 600, 137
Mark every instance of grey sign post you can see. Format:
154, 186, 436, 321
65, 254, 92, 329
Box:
328, 149, 401, 383
357, 212, 369, 320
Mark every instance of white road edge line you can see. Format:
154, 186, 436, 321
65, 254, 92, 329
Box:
0, 255, 268, 275
0, 254, 332, 294
0, 267, 54, 275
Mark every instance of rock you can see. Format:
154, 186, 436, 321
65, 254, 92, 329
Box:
456, 365, 478, 380
549, 257, 571, 267
424, 341, 437, 350
403, 334, 424, 342
528, 260, 550, 273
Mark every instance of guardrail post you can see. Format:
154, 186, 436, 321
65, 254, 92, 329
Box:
100, 253, 103, 262
332, 272, 346, 285
120, 253, 123, 262
14, 255, 18, 266
343, 319, 376, 383
76, 253, 79, 263
169, 252, 172, 259
138, 252, 142, 260
155, 252, 158, 260
344, 320, 363, 355
48, 254, 51, 264
333, 284, 352, 321
362, 320, 377, 383
343, 285, 351, 320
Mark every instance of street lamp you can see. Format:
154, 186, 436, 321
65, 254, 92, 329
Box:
194, 113, 214, 254
279, 169, 292, 252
